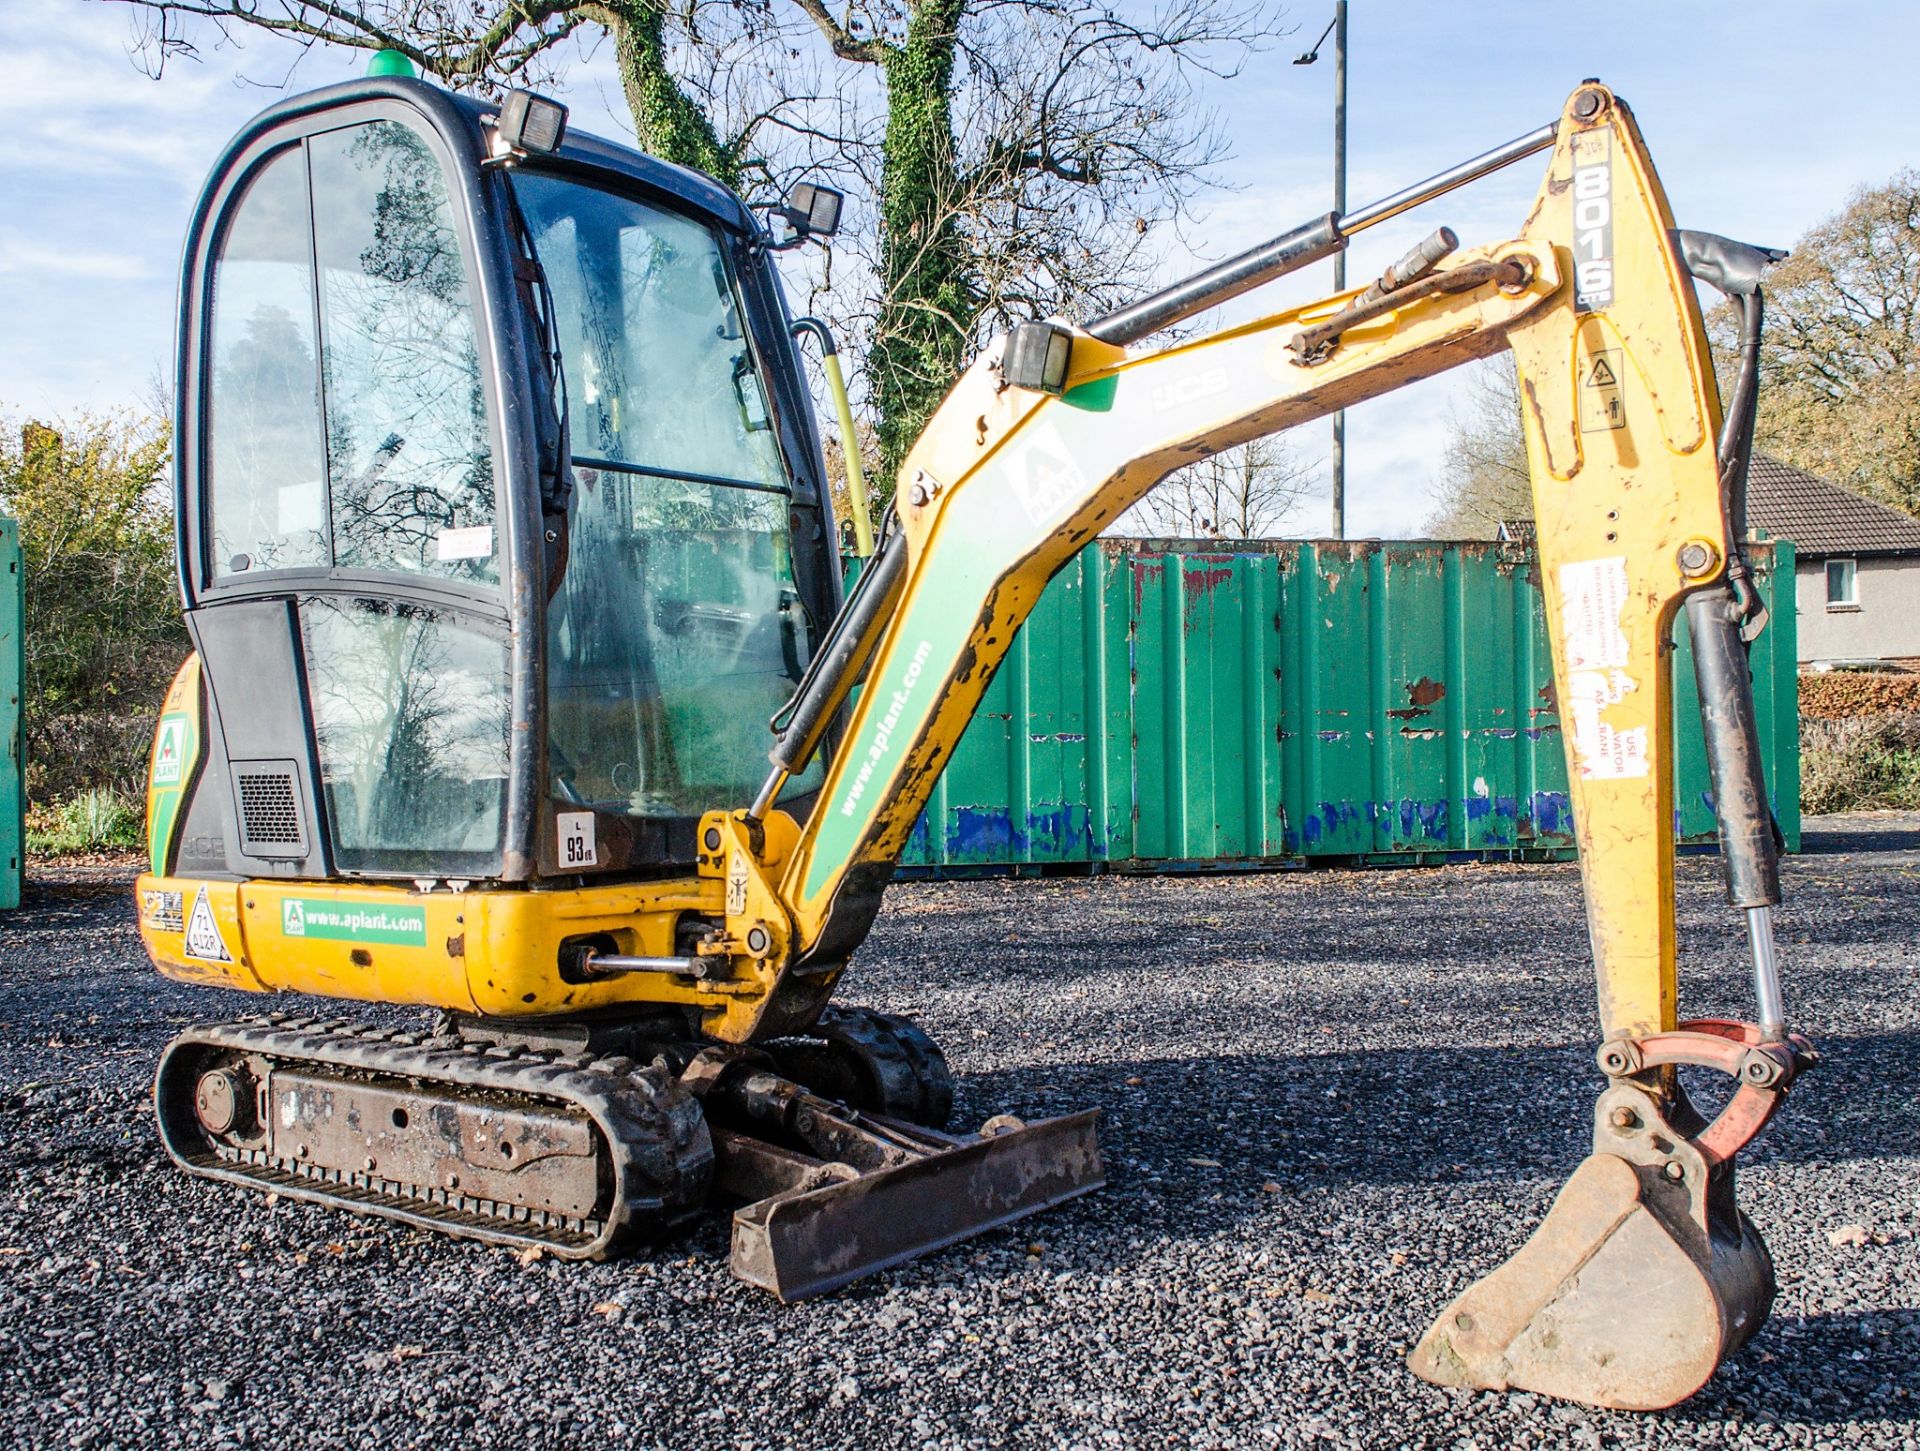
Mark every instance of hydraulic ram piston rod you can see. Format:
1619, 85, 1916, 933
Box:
1086, 122, 1557, 346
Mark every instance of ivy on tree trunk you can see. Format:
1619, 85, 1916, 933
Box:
594, 0, 740, 188
871, 0, 973, 485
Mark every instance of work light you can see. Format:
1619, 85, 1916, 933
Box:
495, 91, 569, 158
777, 182, 845, 240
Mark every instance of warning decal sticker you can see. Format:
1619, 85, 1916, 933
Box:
1565, 668, 1649, 780
1558, 557, 1649, 780
183, 886, 234, 963
1580, 348, 1626, 433
140, 888, 185, 934
726, 849, 750, 917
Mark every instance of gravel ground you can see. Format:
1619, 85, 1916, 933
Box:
1, 819, 1915, 1450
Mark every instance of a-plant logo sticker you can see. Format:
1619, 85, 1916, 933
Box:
1004, 422, 1088, 527
152, 717, 187, 786
277, 897, 428, 946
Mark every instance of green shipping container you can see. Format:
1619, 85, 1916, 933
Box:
892, 538, 1799, 873
1, 516, 21, 909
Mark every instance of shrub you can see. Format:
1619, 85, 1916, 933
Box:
1799, 671, 1920, 719
1801, 712, 1920, 815
1, 410, 189, 813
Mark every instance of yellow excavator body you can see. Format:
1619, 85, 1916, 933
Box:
137, 75, 1811, 1408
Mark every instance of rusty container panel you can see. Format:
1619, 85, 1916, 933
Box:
1, 516, 20, 910
890, 538, 1797, 873
1269, 540, 1575, 859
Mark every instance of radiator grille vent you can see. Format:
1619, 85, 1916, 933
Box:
237, 771, 302, 850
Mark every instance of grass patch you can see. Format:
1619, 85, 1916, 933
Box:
25, 788, 145, 855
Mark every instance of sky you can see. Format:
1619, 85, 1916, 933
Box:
3, 0, 1916, 537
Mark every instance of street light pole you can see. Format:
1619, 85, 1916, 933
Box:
1330, 0, 1348, 540
1295, 4, 1349, 539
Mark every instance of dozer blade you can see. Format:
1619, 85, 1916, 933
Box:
1410, 1025, 1810, 1411
726, 1109, 1105, 1301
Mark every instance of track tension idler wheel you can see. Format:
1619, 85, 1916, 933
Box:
1410, 1019, 1815, 1409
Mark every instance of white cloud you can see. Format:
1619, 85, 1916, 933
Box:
0, 232, 153, 281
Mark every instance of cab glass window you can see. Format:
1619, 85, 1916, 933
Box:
512, 174, 786, 488
511, 174, 820, 822
207, 147, 329, 576
545, 467, 819, 817
310, 122, 497, 584
303, 597, 510, 874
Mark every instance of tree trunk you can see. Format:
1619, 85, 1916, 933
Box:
871, 0, 972, 488
601, 0, 739, 187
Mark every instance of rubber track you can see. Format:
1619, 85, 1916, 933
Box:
810, 1006, 955, 1129
154, 1015, 713, 1259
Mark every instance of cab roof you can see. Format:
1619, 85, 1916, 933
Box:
218, 74, 758, 236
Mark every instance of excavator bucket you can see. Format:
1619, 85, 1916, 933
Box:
1410, 1024, 1811, 1409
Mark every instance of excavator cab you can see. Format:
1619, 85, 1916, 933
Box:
167, 77, 842, 889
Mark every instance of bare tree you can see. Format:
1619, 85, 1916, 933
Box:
1123, 434, 1313, 538
1423, 357, 1531, 539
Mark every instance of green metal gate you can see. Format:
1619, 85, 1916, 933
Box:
893, 538, 1799, 873
2, 516, 22, 909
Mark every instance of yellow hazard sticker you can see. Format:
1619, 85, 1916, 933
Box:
1580, 349, 1626, 432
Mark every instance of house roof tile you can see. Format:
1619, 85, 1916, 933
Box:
1746, 455, 1920, 558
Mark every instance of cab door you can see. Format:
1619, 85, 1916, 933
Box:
178, 95, 533, 883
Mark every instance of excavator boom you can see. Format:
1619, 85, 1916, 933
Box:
703, 82, 1812, 1407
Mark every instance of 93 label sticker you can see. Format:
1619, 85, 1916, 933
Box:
558, 811, 598, 868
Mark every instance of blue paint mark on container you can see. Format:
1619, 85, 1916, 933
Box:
947, 806, 1015, 859
1529, 790, 1572, 838
907, 812, 933, 859
943, 802, 1094, 862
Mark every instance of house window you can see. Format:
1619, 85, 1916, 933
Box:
1825, 557, 1858, 609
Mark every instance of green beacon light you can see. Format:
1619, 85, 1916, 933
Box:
367, 49, 415, 78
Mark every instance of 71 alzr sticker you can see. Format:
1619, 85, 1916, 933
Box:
183, 886, 234, 962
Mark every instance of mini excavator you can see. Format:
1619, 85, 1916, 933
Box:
139, 72, 1812, 1409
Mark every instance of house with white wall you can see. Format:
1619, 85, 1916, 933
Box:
1746, 455, 1920, 670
